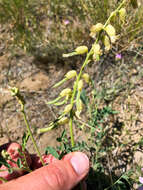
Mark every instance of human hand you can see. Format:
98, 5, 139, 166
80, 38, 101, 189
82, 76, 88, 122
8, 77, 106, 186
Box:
0, 151, 89, 190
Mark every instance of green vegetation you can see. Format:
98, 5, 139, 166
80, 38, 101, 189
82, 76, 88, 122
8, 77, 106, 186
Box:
0, 0, 143, 189
0, 0, 142, 56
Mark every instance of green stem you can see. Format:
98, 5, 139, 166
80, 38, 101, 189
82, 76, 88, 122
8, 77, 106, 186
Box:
69, 112, 74, 147
104, 173, 127, 190
53, 78, 67, 88
69, 51, 93, 147
46, 96, 61, 105
76, 119, 93, 129
22, 110, 45, 166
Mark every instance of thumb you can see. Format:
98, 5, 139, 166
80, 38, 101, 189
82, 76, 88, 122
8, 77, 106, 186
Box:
1, 152, 89, 190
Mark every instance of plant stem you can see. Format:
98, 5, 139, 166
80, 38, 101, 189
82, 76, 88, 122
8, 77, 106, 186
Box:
69, 51, 93, 147
69, 111, 74, 147
104, 173, 127, 190
10, 87, 45, 166
22, 110, 45, 166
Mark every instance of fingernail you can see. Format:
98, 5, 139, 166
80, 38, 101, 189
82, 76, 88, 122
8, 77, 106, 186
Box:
70, 152, 89, 176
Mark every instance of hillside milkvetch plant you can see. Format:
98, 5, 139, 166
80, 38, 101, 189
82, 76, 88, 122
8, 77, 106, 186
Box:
38, 0, 130, 147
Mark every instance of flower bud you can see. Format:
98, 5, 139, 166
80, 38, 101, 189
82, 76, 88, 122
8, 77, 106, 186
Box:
60, 88, 72, 97
78, 80, 83, 91
75, 110, 81, 119
93, 44, 101, 55
105, 24, 116, 37
82, 73, 90, 83
63, 104, 72, 114
75, 46, 88, 55
11, 87, 19, 96
119, 8, 126, 22
93, 53, 100, 61
77, 99, 83, 111
57, 117, 69, 125
103, 35, 111, 51
65, 70, 77, 79
90, 23, 104, 33
110, 12, 116, 18
75, 99, 83, 119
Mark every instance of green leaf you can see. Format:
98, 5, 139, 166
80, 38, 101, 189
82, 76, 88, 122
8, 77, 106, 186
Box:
80, 90, 88, 106
56, 129, 66, 142
22, 132, 30, 150
0, 157, 11, 169
17, 158, 23, 168
117, 181, 124, 185
45, 147, 59, 159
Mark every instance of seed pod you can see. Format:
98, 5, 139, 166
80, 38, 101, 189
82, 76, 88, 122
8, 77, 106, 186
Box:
105, 24, 116, 37
60, 88, 71, 97
119, 8, 126, 23
82, 73, 90, 83
78, 80, 83, 91
63, 104, 72, 114
90, 23, 104, 33
75, 46, 88, 55
65, 70, 77, 79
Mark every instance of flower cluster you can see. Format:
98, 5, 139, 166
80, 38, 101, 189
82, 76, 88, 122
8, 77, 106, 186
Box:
37, 1, 128, 147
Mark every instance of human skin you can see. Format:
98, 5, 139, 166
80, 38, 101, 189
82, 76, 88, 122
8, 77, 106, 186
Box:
0, 152, 89, 190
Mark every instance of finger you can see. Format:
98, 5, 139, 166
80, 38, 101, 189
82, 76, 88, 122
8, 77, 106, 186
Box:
0, 152, 89, 190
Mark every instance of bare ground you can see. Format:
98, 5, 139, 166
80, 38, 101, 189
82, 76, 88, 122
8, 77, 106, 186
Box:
0, 47, 143, 186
